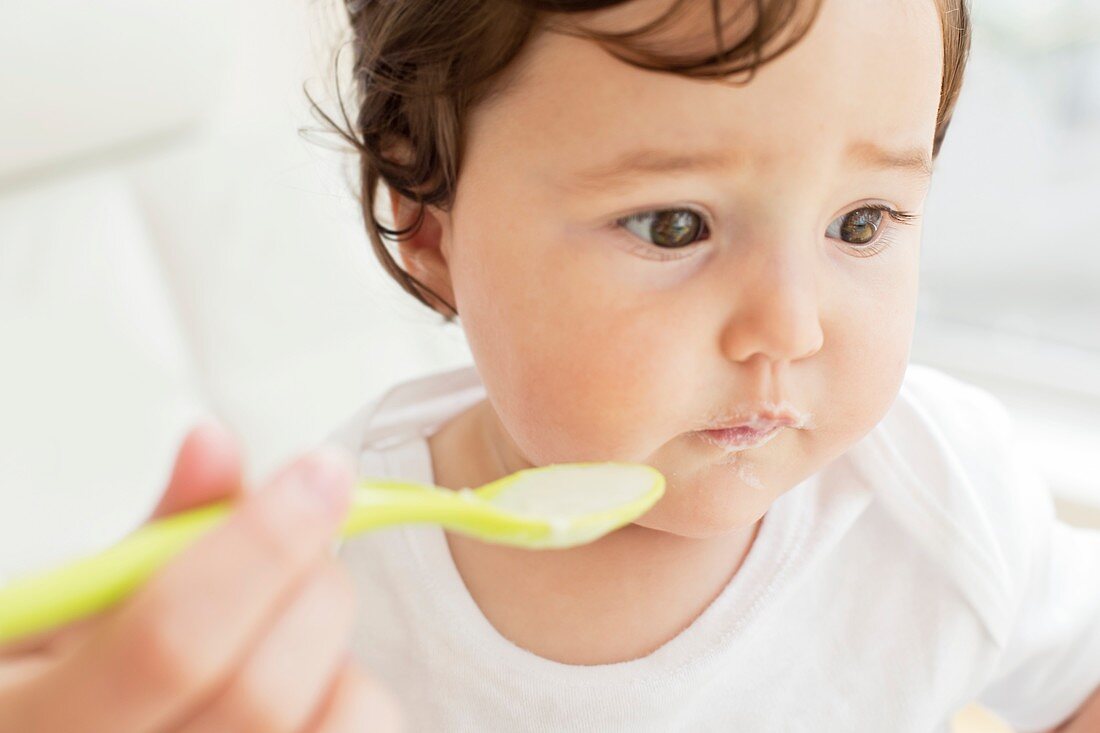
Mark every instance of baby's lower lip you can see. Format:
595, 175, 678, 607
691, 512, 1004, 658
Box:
697, 425, 783, 451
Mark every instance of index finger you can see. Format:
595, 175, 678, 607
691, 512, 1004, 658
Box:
150, 420, 243, 520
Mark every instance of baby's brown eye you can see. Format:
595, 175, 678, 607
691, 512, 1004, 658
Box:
619, 208, 709, 249
827, 207, 883, 245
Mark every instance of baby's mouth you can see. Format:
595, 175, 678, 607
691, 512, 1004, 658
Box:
695, 421, 786, 453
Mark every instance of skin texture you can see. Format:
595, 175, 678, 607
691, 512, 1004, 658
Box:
393, 0, 945, 666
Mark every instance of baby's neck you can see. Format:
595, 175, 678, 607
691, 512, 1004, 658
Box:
426, 399, 760, 665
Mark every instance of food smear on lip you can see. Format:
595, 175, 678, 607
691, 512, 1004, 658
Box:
696, 423, 780, 491
698, 423, 785, 452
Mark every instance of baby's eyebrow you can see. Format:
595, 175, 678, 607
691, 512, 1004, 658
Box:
847, 140, 934, 181
560, 140, 933, 192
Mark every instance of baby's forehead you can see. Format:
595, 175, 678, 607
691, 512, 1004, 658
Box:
472, 0, 942, 184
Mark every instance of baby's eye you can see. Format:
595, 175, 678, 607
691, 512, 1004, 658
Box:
617, 208, 710, 249
826, 206, 886, 246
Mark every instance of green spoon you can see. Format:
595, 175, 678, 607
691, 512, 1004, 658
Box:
0, 462, 665, 645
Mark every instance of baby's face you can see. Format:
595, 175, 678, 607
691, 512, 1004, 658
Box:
418, 0, 942, 536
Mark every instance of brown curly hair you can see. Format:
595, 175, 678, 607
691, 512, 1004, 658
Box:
313, 0, 971, 322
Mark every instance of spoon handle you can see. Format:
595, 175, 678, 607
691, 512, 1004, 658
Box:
0, 480, 449, 646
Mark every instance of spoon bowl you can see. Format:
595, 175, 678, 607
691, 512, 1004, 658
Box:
345, 462, 665, 549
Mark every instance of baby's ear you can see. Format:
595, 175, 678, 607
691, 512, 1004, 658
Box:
388, 187, 457, 316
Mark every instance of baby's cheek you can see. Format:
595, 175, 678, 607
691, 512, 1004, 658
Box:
825, 282, 916, 444
454, 232, 693, 463
504, 333, 678, 464
481, 300, 680, 465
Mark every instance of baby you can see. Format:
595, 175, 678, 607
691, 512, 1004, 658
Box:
322, 0, 1100, 730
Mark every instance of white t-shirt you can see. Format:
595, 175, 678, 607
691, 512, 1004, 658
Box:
326, 362, 1100, 733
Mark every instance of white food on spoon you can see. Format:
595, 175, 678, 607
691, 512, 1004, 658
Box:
484, 464, 658, 546
487, 464, 654, 517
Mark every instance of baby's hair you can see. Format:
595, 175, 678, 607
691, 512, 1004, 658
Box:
312, 0, 971, 321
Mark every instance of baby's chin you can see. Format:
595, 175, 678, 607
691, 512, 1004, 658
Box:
634, 443, 791, 538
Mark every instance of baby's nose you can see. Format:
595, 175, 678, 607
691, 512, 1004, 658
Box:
716, 248, 824, 364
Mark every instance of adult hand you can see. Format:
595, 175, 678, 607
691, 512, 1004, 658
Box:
0, 421, 402, 732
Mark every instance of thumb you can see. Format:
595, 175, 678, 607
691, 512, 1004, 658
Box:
149, 419, 244, 520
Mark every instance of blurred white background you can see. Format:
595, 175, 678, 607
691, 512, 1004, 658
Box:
914, 0, 1100, 519
0, 0, 1097, 612
0, 0, 475, 582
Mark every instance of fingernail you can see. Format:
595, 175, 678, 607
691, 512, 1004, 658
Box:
192, 416, 236, 448
293, 447, 355, 517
